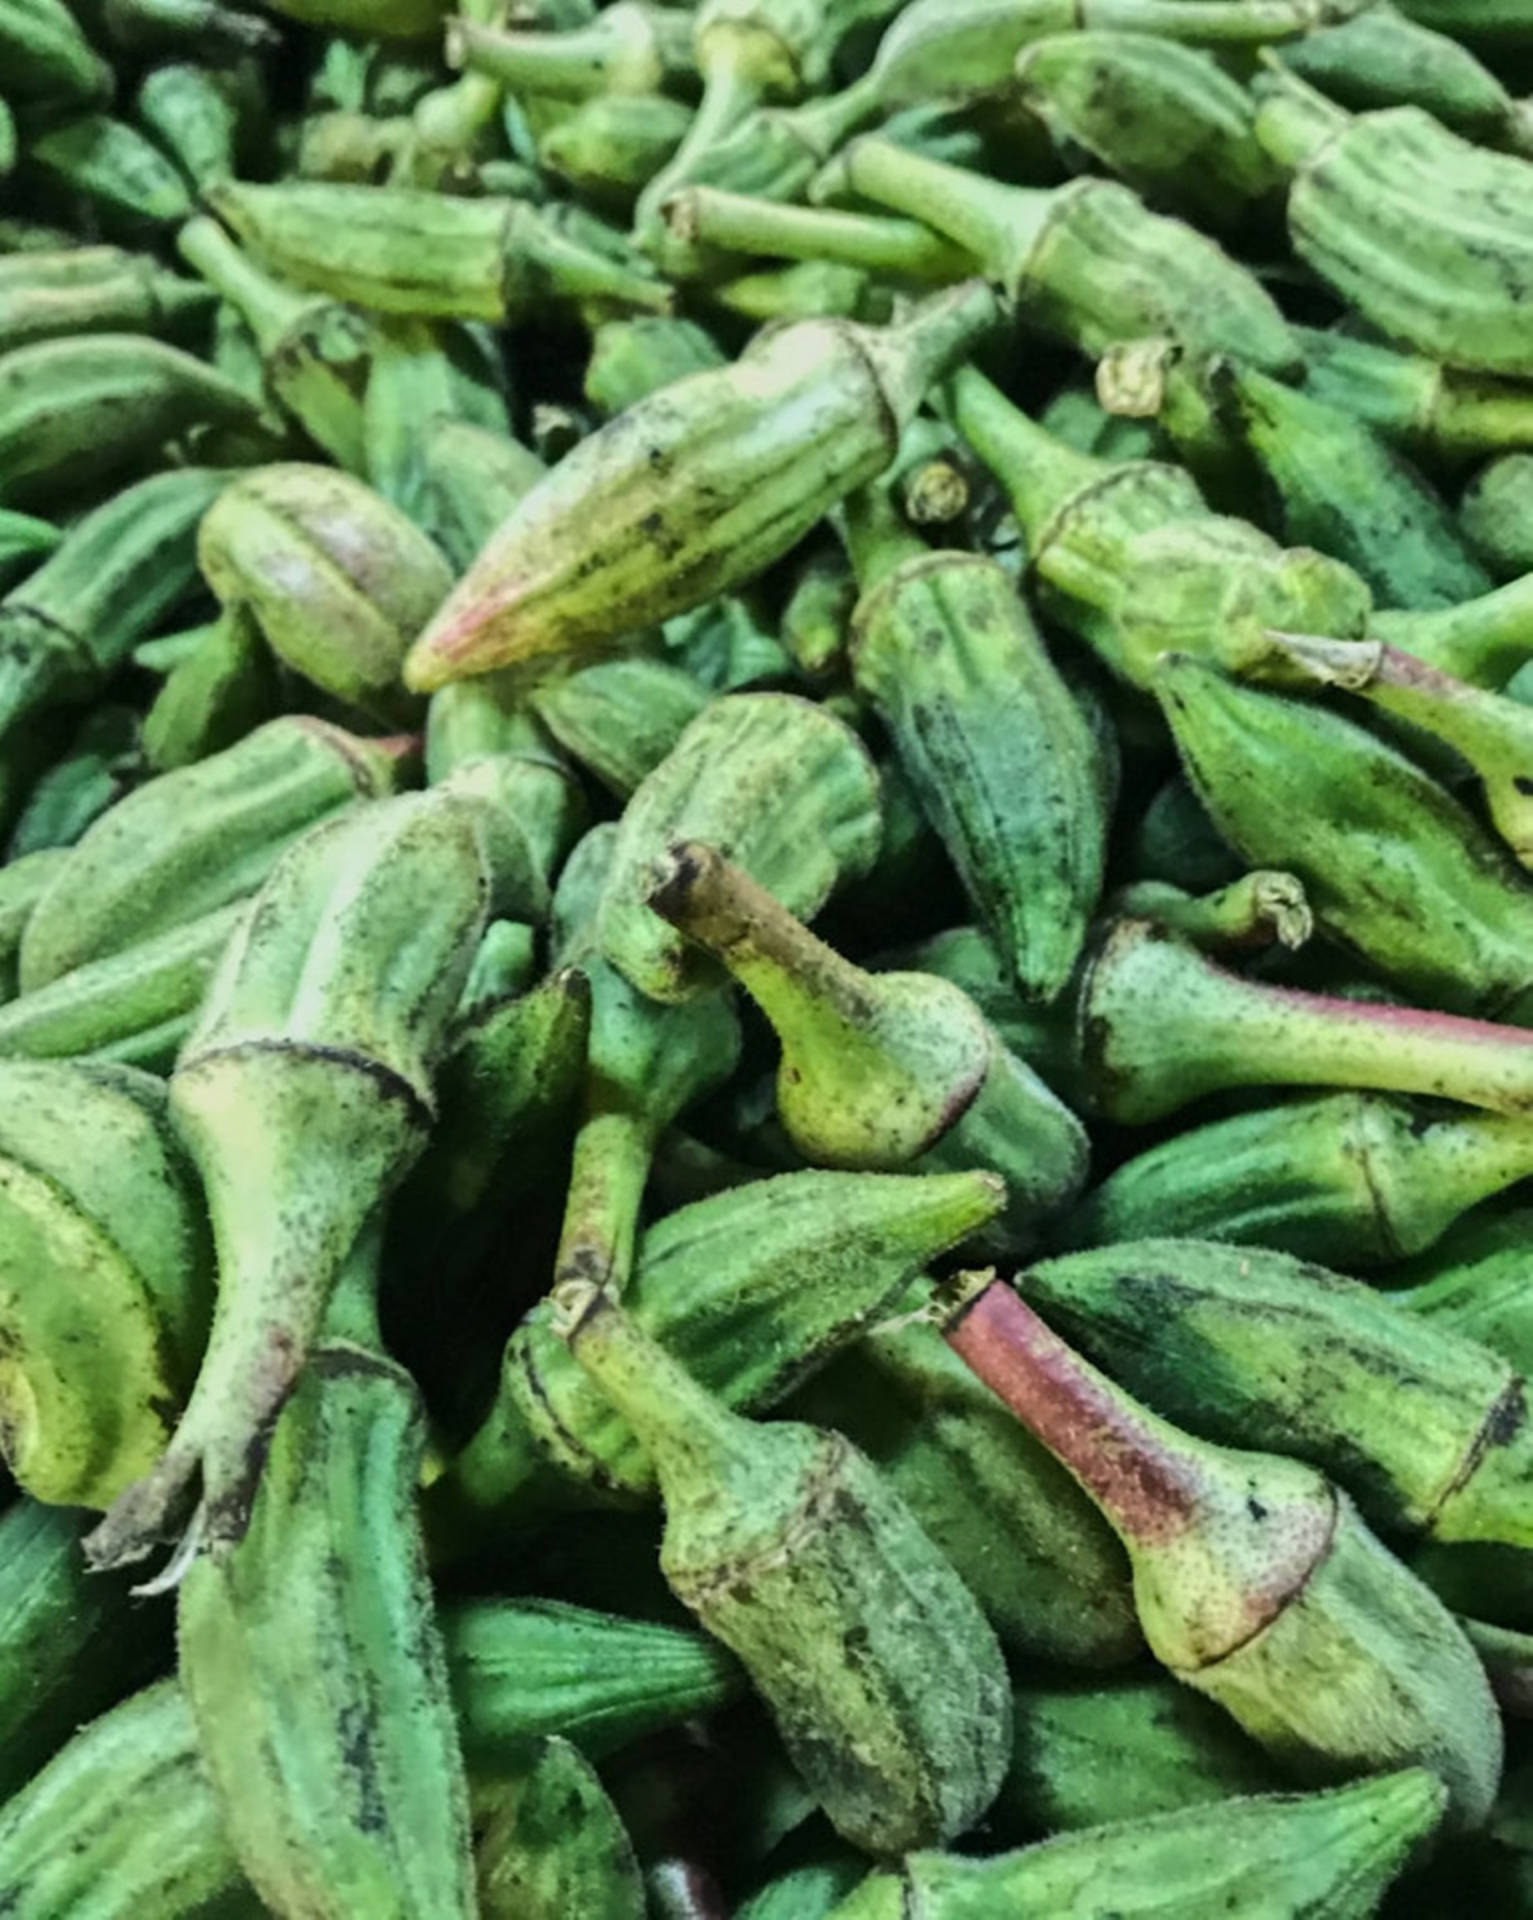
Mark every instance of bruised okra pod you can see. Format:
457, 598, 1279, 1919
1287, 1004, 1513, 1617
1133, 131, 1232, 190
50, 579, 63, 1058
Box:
1254, 67, 1533, 377
0, 246, 213, 355
598, 693, 882, 1003
556, 1283, 1013, 1855
439, 1164, 1005, 1531
19, 716, 410, 990
0, 1060, 212, 1508
0, 466, 228, 736
86, 789, 488, 1568
1157, 652, 1533, 1013
829, 136, 1298, 370
1269, 628, 1533, 870
1013, 32, 1281, 230
206, 177, 671, 323
941, 1278, 1502, 1825
1023, 1237, 1533, 1551
1059, 1092, 1533, 1268
199, 462, 453, 724
177, 1229, 478, 1919
842, 479, 1105, 1002
402, 280, 1001, 687
826, 1771, 1445, 1919
647, 843, 1089, 1246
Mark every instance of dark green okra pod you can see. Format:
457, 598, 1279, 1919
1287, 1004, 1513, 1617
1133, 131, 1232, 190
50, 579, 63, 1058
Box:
556, 1282, 1013, 1855
473, 1737, 646, 1920
942, 1278, 1502, 1825
86, 788, 488, 1568
403, 279, 1001, 686
26, 113, 194, 229
646, 843, 1089, 1246
1390, 1205, 1533, 1379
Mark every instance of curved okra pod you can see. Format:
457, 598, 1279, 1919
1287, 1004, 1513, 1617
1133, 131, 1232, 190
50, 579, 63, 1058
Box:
0, 336, 258, 509
204, 177, 671, 323
598, 693, 882, 1003
831, 136, 1298, 369
0, 466, 229, 736
788, 1296, 1143, 1667
402, 279, 1000, 686
1254, 66, 1533, 376
646, 842, 1089, 1245
556, 1283, 1013, 1855
825, 1771, 1445, 1919
85, 788, 488, 1568
198, 461, 453, 723
1157, 652, 1533, 1012
1058, 1091, 1533, 1267
940, 1277, 1502, 1825
0, 1060, 212, 1508
1023, 1236, 1533, 1549
842, 481, 1106, 1002
177, 1228, 478, 1919
19, 716, 410, 990
177, 215, 374, 474
440, 1164, 1005, 1531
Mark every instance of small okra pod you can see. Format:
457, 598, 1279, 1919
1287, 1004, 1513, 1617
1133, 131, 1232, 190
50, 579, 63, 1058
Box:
140, 601, 282, 772
833, 136, 1299, 370
85, 788, 488, 1568
1462, 452, 1533, 580
1156, 652, 1533, 1013
583, 315, 725, 417
1058, 1091, 1533, 1268
403, 280, 1000, 688
531, 658, 711, 797
0, 1059, 213, 1508
361, 314, 514, 529
6, 701, 138, 859
198, 461, 453, 724
26, 113, 194, 229
826, 1771, 1445, 1919
941, 1277, 1502, 1825
647, 843, 1089, 1245
417, 416, 546, 571
537, 93, 692, 209
1024, 1236, 1533, 1550
1254, 66, 1533, 377
556, 1282, 1013, 1855
843, 483, 1106, 1003
135, 62, 251, 191
205, 177, 672, 323
598, 692, 882, 1003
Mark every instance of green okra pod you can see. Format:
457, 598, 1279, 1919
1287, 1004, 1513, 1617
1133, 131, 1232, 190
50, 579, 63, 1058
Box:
537, 92, 692, 209
474, 1737, 646, 1920
832, 135, 1298, 370
86, 789, 488, 1568
0, 245, 214, 356
177, 1230, 478, 1919
1462, 452, 1533, 581
1296, 324, 1533, 462
843, 486, 1106, 1003
26, 113, 194, 229
826, 1770, 1445, 1919
0, 0, 112, 105
198, 461, 453, 724
598, 692, 882, 1003
1254, 68, 1533, 377
583, 315, 725, 418
557, 1283, 1013, 1855
361, 315, 513, 530
206, 176, 671, 323
942, 1277, 1502, 1825
1372, 574, 1533, 687
6, 702, 139, 859
103, 0, 280, 54
531, 658, 710, 798
140, 602, 282, 773
1390, 1203, 1533, 1379
1157, 652, 1533, 1013
1106, 871, 1313, 954
403, 279, 1001, 686
136, 62, 251, 191
20, 716, 410, 991
1058, 1092, 1533, 1267
646, 842, 1089, 1246
448, 4, 699, 101
417, 416, 547, 572
1023, 1236, 1533, 1550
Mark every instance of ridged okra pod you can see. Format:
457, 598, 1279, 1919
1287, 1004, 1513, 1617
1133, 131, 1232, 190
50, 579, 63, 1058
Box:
198, 462, 453, 724
0, 245, 213, 355
448, 4, 699, 101
1393, 1205, 1533, 1379
844, 487, 1106, 1003
531, 658, 710, 798
140, 602, 282, 772
832, 136, 1298, 370
598, 692, 881, 1002
402, 279, 1002, 687
473, 1737, 646, 1920
557, 1283, 1013, 1855
1023, 1237, 1533, 1550
1462, 453, 1533, 581
86, 789, 488, 1569
206, 177, 670, 323
1059, 1091, 1533, 1267
1295, 324, 1533, 461
826, 1771, 1445, 1919
26, 113, 194, 229
0, 1060, 212, 1508
941, 1278, 1502, 1826
177, 1233, 477, 1919
1254, 70, 1533, 377
1157, 652, 1533, 1013
19, 716, 409, 990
